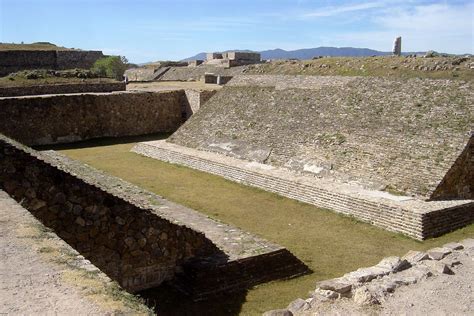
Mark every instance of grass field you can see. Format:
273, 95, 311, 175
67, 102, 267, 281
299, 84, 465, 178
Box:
42, 134, 474, 315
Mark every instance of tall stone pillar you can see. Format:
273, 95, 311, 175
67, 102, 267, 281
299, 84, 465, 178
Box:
392, 37, 402, 56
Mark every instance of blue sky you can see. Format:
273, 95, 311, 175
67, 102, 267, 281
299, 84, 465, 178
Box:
1, 0, 473, 63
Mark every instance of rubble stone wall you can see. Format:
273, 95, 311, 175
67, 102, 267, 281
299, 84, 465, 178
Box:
0, 91, 184, 145
0, 134, 219, 292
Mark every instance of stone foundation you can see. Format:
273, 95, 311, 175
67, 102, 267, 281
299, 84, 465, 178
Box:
132, 140, 474, 240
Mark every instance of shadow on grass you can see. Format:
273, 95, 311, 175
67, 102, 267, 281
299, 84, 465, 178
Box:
34, 133, 171, 151
139, 283, 247, 316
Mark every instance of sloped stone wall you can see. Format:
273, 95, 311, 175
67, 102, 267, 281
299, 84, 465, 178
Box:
169, 75, 473, 199
431, 135, 474, 200
0, 134, 219, 292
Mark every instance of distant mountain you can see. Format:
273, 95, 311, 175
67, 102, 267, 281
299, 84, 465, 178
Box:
182, 47, 397, 61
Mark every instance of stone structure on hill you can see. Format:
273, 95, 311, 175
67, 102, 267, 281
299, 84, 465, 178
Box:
392, 37, 402, 56
205, 51, 261, 67
0, 50, 104, 76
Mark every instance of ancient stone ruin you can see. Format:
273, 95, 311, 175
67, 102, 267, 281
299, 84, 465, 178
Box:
392, 36, 402, 56
133, 74, 474, 240
205, 51, 261, 67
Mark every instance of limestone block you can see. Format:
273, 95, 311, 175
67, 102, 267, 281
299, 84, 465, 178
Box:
421, 260, 454, 275
286, 298, 310, 314
353, 286, 379, 305
376, 256, 410, 272
427, 247, 452, 260
344, 266, 390, 283
316, 278, 352, 294
402, 250, 429, 264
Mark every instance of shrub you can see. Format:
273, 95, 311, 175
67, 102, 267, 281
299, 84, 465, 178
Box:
91, 56, 128, 80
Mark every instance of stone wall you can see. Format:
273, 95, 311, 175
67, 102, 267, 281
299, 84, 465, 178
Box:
133, 140, 474, 240
0, 50, 104, 76
183, 90, 218, 118
160, 65, 247, 81
0, 90, 184, 146
169, 75, 473, 199
0, 82, 126, 97
0, 134, 219, 292
431, 135, 474, 200
56, 50, 104, 70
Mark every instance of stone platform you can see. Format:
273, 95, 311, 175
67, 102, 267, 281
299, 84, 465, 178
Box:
132, 140, 474, 240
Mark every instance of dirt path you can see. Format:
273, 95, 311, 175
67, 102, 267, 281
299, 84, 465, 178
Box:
0, 190, 150, 315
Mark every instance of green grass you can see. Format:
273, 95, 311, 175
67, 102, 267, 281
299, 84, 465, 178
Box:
44, 135, 474, 315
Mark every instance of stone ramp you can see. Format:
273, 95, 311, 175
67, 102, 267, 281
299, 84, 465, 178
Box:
132, 140, 474, 240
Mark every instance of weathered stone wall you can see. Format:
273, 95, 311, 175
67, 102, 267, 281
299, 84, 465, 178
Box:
183, 90, 218, 118
0, 50, 104, 76
133, 141, 474, 240
160, 65, 246, 81
0, 82, 126, 97
431, 135, 474, 200
0, 134, 219, 292
55, 50, 104, 70
169, 75, 473, 199
0, 90, 184, 145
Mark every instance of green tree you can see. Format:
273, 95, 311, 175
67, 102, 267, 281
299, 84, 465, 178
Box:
91, 56, 128, 80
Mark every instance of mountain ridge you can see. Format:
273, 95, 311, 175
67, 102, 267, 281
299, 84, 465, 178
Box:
181, 46, 419, 61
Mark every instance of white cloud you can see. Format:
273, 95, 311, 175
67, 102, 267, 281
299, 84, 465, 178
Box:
302, 1, 386, 18
317, 2, 474, 53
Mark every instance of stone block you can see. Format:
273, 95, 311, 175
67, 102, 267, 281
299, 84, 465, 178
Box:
316, 278, 352, 294
376, 256, 410, 272
344, 266, 390, 283
287, 298, 310, 314
427, 247, 452, 260
421, 260, 454, 275
402, 250, 429, 264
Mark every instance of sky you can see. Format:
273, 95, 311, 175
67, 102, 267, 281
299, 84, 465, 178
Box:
0, 0, 473, 63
